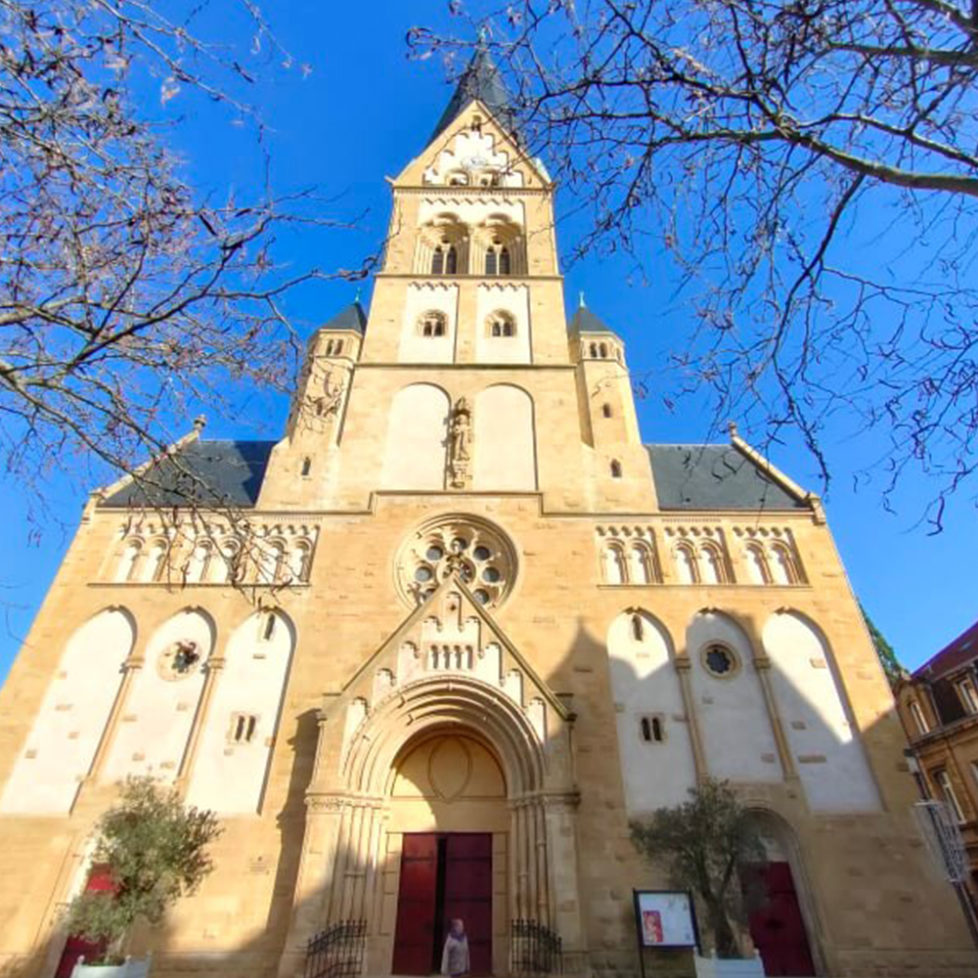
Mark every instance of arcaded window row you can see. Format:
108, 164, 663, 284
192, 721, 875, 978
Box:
110, 524, 318, 586
597, 525, 804, 586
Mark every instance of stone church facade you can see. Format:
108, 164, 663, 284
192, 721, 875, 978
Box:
0, 52, 974, 978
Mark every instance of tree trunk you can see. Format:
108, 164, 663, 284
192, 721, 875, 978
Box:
706, 900, 742, 959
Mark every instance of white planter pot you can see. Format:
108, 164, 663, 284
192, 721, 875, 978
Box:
694, 952, 765, 978
71, 955, 151, 978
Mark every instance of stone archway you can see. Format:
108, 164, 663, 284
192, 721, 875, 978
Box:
384, 729, 510, 976
745, 809, 825, 977
278, 671, 584, 978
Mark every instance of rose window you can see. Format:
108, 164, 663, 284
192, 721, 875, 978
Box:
395, 515, 517, 609
702, 643, 738, 678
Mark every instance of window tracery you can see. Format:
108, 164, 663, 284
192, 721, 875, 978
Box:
418, 310, 448, 337
473, 217, 523, 277
486, 310, 516, 337
111, 521, 318, 586
395, 515, 517, 609
663, 526, 733, 584
596, 526, 660, 585
731, 526, 805, 585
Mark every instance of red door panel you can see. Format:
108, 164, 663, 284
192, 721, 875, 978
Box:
443, 834, 493, 976
393, 835, 439, 975
55, 865, 115, 978
744, 862, 815, 977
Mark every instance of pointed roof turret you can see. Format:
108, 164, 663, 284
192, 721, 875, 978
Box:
321, 300, 367, 334
430, 45, 516, 142
569, 302, 618, 336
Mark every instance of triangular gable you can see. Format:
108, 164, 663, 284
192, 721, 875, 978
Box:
336, 574, 569, 760
395, 99, 550, 190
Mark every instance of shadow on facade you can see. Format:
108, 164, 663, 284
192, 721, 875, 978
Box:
11, 604, 977, 978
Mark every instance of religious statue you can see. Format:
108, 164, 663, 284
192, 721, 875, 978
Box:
448, 397, 473, 488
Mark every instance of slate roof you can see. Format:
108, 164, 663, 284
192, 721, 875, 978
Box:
569, 306, 617, 335
913, 620, 978, 681
101, 439, 276, 509
647, 443, 807, 511
431, 47, 517, 142
322, 301, 367, 334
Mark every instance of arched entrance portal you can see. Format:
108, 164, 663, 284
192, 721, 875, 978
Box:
387, 731, 508, 975
279, 670, 584, 978
744, 810, 822, 977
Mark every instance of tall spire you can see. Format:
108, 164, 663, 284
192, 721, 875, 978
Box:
429, 44, 516, 142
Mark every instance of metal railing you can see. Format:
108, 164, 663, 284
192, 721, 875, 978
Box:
304, 919, 366, 978
510, 919, 563, 975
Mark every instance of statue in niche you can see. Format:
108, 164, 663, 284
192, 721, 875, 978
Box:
448, 397, 473, 489
300, 366, 345, 429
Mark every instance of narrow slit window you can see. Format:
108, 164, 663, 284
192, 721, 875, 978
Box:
602, 403, 613, 418
301, 457, 311, 477
499, 246, 511, 275
611, 460, 622, 478
262, 613, 276, 641
445, 245, 458, 274
631, 614, 644, 641
640, 717, 652, 742
230, 712, 259, 745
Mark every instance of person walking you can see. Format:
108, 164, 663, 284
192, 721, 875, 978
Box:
441, 918, 470, 978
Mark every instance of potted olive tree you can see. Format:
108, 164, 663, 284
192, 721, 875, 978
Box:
630, 779, 767, 978
64, 777, 221, 976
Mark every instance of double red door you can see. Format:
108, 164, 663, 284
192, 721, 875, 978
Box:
744, 862, 815, 977
55, 864, 115, 978
393, 833, 492, 975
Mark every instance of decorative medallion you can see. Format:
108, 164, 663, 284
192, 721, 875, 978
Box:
157, 639, 203, 681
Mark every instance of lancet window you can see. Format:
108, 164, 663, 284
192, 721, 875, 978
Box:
487, 310, 516, 338
485, 242, 511, 276
731, 526, 805, 586
431, 244, 459, 276
419, 311, 448, 337
597, 529, 660, 585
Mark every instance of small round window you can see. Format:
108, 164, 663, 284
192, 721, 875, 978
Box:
702, 643, 738, 678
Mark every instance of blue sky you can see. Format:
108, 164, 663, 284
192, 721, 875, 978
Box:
0, 0, 974, 679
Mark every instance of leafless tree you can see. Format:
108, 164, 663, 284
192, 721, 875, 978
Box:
1, 0, 366, 527
414, 1, 978, 527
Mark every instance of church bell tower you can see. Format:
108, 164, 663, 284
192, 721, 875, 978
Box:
258, 47, 656, 513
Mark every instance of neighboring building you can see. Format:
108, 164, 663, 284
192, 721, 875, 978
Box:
0, 49, 974, 978
896, 620, 978, 902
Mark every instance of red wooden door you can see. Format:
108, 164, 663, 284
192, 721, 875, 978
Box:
744, 862, 815, 977
442, 834, 493, 976
393, 834, 439, 975
55, 864, 115, 978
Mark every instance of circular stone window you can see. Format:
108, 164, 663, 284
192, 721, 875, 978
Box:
395, 515, 518, 609
702, 643, 739, 678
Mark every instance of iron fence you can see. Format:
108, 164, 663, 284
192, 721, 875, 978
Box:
304, 919, 366, 978
510, 919, 563, 975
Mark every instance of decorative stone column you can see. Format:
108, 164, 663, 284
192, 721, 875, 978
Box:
82, 651, 143, 791
753, 653, 798, 780
175, 653, 225, 792
673, 657, 708, 783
